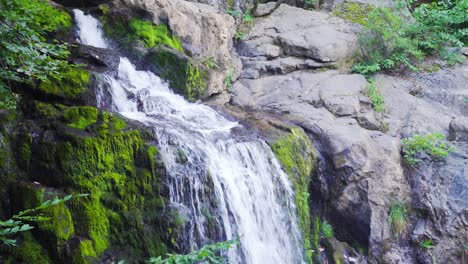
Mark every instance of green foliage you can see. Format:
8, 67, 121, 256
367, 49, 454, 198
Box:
271, 128, 317, 263
351, 0, 467, 74
441, 48, 465, 66
0, 194, 87, 247
0, 84, 19, 110
225, 67, 234, 92
401, 133, 454, 165
202, 57, 219, 70
185, 62, 207, 101
420, 238, 435, 249
234, 31, 245, 40
407, 0, 468, 53
365, 78, 385, 113
321, 220, 334, 239
388, 200, 408, 236
148, 239, 240, 264
352, 7, 422, 74
243, 11, 254, 23
129, 19, 184, 52
0, 0, 72, 91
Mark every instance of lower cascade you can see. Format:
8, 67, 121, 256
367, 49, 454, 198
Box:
74, 10, 306, 264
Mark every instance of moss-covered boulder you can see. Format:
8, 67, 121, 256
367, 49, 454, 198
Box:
270, 127, 318, 263
145, 46, 208, 101
0, 103, 176, 263
98, 7, 209, 101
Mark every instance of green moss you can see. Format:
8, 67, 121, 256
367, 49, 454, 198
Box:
38, 67, 90, 99
4, 105, 171, 262
101, 13, 183, 53
129, 19, 184, 52
40, 203, 75, 249
63, 106, 98, 130
77, 197, 110, 254
271, 127, 318, 263
14, 133, 32, 169
332, 2, 374, 25
72, 239, 97, 264
146, 47, 207, 101
35, 102, 61, 119
12, 233, 51, 264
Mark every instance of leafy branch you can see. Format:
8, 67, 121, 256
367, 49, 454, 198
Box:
0, 193, 88, 246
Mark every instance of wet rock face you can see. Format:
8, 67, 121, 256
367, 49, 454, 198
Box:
114, 0, 236, 97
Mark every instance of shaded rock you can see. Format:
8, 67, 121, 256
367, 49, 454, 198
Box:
105, 0, 236, 97
449, 117, 468, 141
70, 43, 119, 74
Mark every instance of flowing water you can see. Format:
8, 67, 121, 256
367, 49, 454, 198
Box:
74, 10, 306, 264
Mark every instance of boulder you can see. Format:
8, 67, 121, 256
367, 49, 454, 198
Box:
449, 117, 468, 141
241, 4, 359, 63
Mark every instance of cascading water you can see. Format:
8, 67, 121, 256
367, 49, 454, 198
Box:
74, 10, 306, 264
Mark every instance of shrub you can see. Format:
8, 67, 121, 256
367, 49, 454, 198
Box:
389, 200, 407, 236
352, 7, 422, 75
321, 220, 334, 239
401, 133, 454, 165
365, 78, 385, 113
129, 19, 184, 51
0, 194, 88, 246
420, 238, 435, 249
0, 0, 74, 108
352, 0, 467, 75
148, 238, 239, 264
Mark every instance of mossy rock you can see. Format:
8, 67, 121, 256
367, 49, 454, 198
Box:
0, 103, 174, 263
145, 46, 208, 101
332, 2, 374, 25
38, 67, 91, 101
271, 127, 318, 263
100, 10, 183, 52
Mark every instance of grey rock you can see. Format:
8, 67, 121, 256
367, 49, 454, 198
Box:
245, 4, 359, 62
449, 117, 468, 141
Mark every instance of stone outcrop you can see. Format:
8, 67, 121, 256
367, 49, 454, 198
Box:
226, 2, 468, 263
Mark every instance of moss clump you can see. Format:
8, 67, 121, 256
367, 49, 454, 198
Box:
63, 106, 99, 130
38, 67, 90, 99
271, 127, 318, 263
40, 203, 75, 249
72, 239, 97, 264
101, 13, 183, 52
129, 19, 184, 52
146, 47, 207, 101
11, 233, 51, 264
332, 2, 374, 25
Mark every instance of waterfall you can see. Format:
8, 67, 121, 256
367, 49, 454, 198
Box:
74, 10, 306, 264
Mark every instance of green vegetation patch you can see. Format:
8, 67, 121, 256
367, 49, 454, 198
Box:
38, 67, 90, 99
101, 13, 183, 52
332, 2, 374, 25
129, 19, 184, 51
401, 133, 454, 165
388, 200, 408, 236
72, 239, 98, 264
364, 78, 385, 113
271, 127, 318, 263
63, 106, 99, 130
350, 0, 467, 75
146, 47, 207, 101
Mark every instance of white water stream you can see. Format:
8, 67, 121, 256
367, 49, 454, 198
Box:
73, 10, 306, 264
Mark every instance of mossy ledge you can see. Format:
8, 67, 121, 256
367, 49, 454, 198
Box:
99, 6, 208, 101
0, 103, 177, 263
270, 127, 318, 263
